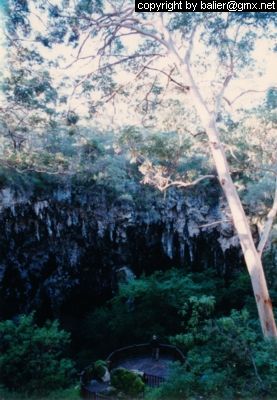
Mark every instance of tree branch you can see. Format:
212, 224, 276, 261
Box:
116, 22, 168, 48
68, 52, 161, 100
224, 87, 277, 106
214, 19, 237, 116
257, 176, 277, 256
144, 66, 190, 92
139, 161, 215, 192
198, 219, 232, 228
160, 175, 216, 191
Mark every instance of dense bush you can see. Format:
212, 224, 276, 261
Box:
82, 360, 108, 383
111, 368, 145, 397
94, 360, 108, 379
80, 269, 223, 357
147, 306, 277, 400
0, 314, 75, 394
79, 269, 260, 361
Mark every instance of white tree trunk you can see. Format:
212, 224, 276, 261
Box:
205, 119, 277, 338
183, 72, 277, 338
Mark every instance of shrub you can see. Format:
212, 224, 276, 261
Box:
111, 368, 145, 397
0, 314, 75, 394
80, 269, 226, 362
82, 360, 108, 383
94, 360, 108, 379
165, 308, 277, 399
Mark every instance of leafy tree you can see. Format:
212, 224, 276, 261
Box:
1, 0, 77, 174
1, 1, 58, 154
0, 314, 75, 394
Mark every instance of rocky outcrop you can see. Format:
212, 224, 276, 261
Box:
0, 181, 242, 320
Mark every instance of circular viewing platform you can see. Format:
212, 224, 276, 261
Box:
107, 343, 185, 379
81, 343, 185, 398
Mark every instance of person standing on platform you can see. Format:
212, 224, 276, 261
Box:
150, 335, 160, 361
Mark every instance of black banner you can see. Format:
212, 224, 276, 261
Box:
135, 0, 276, 12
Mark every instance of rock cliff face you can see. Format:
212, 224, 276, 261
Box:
0, 182, 242, 320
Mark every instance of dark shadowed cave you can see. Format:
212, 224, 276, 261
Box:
0, 180, 243, 322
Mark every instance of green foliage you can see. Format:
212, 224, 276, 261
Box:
82, 360, 108, 383
218, 272, 255, 313
111, 368, 145, 397
5, 0, 30, 36
66, 111, 79, 126
75, 0, 103, 15
94, 360, 108, 379
0, 314, 75, 394
0, 385, 80, 400
171, 295, 216, 350
0, 167, 61, 194
81, 269, 220, 355
244, 173, 276, 212
119, 127, 210, 182
219, 103, 277, 218
157, 309, 277, 400
5, 71, 57, 109
266, 88, 277, 110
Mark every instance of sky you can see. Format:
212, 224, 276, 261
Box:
1, 3, 276, 129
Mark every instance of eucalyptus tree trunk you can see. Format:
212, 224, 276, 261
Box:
182, 66, 277, 338
205, 118, 277, 338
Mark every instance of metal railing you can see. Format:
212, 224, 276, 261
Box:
106, 342, 185, 369
80, 342, 185, 399
144, 373, 165, 388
